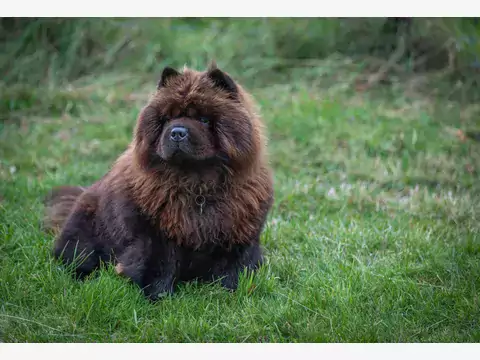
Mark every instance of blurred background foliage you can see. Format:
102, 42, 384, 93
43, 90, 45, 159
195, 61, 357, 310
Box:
1, 17, 479, 119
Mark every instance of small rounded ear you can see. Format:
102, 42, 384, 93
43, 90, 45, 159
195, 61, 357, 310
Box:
206, 67, 238, 97
207, 59, 218, 72
158, 66, 180, 89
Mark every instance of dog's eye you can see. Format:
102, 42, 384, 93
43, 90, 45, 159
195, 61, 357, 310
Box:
199, 116, 210, 124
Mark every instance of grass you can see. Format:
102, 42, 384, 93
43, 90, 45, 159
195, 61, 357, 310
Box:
1, 19, 480, 343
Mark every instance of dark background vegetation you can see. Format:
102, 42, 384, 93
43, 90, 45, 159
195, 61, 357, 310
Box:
1, 17, 480, 120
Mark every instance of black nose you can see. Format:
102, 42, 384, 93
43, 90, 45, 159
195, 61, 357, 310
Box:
170, 126, 188, 142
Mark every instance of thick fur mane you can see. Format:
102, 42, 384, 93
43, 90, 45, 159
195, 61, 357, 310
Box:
102, 141, 272, 249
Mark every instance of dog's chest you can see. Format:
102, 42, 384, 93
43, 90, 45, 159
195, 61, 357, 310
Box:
151, 179, 263, 247
157, 192, 235, 244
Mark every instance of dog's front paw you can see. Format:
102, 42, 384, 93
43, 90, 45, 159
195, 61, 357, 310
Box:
219, 273, 239, 292
143, 278, 175, 301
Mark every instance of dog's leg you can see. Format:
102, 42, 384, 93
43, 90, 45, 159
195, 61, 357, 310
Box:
114, 241, 148, 288
140, 240, 180, 301
53, 206, 105, 280
211, 243, 263, 291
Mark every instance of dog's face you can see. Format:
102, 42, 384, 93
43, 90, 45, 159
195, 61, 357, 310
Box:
134, 64, 261, 172
158, 105, 218, 163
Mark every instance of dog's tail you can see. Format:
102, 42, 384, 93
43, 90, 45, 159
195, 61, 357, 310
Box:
43, 186, 85, 234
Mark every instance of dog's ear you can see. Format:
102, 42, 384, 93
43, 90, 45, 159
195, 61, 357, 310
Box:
207, 59, 218, 72
206, 64, 237, 97
157, 66, 181, 89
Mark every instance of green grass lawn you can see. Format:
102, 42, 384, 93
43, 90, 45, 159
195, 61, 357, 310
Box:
1, 58, 480, 342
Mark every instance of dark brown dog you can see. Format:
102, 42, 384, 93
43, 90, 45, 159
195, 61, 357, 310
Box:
43, 63, 274, 300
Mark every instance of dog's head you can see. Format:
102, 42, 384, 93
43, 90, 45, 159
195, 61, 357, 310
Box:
133, 63, 264, 173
